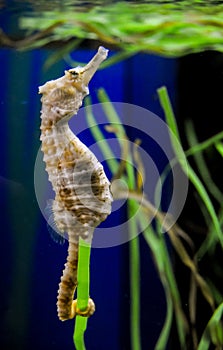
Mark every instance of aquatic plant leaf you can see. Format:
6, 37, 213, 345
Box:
17, 2, 223, 59
73, 316, 87, 350
157, 87, 180, 143
185, 131, 223, 157
215, 142, 223, 157
158, 87, 223, 251
77, 240, 91, 309
73, 240, 92, 350
142, 218, 188, 348
96, 89, 135, 183
167, 227, 215, 310
84, 97, 119, 174
99, 50, 138, 69
87, 90, 141, 350
19, 37, 55, 51
105, 125, 130, 182
84, 88, 222, 350
97, 89, 126, 134
133, 139, 145, 191
128, 204, 141, 350
197, 302, 223, 350
43, 38, 83, 70
188, 167, 222, 249
91, 89, 197, 348
154, 277, 173, 350
206, 279, 223, 305
185, 119, 223, 204
188, 273, 198, 348
73, 239, 91, 350
114, 114, 142, 350
126, 141, 141, 350
143, 224, 175, 350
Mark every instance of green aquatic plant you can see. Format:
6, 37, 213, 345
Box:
2, 1, 223, 67
73, 240, 92, 350
158, 87, 223, 254
197, 302, 223, 350
73, 87, 223, 350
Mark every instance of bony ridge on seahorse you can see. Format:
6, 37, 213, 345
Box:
39, 47, 113, 321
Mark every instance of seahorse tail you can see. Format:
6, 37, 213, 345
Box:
57, 241, 79, 321
56, 240, 95, 321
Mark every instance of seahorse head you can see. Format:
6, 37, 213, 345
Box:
39, 47, 108, 124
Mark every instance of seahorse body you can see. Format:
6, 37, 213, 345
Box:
39, 47, 112, 321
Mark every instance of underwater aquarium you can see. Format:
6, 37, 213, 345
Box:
1, 1, 223, 350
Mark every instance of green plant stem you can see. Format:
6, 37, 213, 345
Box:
73, 239, 92, 350
95, 89, 141, 349
185, 131, 223, 157
84, 96, 119, 173
126, 143, 141, 350
197, 302, 223, 350
140, 214, 187, 349
74, 317, 88, 350
185, 119, 223, 205
157, 86, 222, 250
128, 202, 141, 350
215, 142, 223, 157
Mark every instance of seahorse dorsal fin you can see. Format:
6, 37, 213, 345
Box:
45, 199, 66, 245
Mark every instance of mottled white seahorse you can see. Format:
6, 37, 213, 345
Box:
39, 47, 113, 321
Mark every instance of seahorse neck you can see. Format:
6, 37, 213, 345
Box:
40, 114, 74, 171
40, 109, 73, 136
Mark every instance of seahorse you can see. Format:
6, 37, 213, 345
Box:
39, 46, 113, 321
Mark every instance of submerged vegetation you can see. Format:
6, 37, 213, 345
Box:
1, 1, 223, 66
81, 88, 223, 350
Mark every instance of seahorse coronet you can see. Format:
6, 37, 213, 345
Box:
39, 47, 112, 321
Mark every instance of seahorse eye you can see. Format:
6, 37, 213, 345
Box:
69, 69, 79, 77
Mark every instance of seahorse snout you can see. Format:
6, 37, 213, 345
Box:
79, 46, 108, 85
